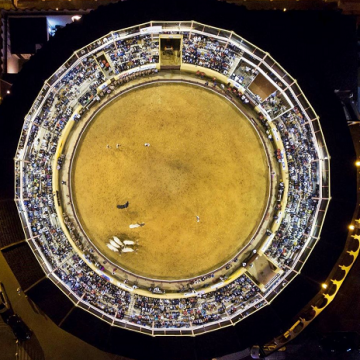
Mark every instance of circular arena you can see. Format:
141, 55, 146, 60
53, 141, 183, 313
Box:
71, 83, 270, 280
14, 21, 330, 336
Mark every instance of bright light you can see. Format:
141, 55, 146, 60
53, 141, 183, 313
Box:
72, 15, 82, 22
283, 8, 287, 12
349, 225, 355, 230
355, 161, 360, 167
6, 90, 10, 94
321, 283, 327, 289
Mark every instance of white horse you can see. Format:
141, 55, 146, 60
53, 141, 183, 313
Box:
106, 243, 119, 252
123, 240, 135, 246
113, 236, 124, 247
109, 239, 120, 248
121, 247, 134, 253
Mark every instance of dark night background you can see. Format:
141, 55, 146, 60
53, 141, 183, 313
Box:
0, 0, 357, 359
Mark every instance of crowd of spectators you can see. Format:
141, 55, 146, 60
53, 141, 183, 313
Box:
111, 34, 159, 73
263, 106, 319, 267
261, 91, 289, 120
19, 131, 73, 271
129, 275, 261, 329
182, 34, 241, 75
230, 60, 258, 88
55, 254, 130, 319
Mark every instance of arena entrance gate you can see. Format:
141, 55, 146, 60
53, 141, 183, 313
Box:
159, 34, 182, 70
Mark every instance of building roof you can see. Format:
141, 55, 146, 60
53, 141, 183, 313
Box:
9, 17, 47, 54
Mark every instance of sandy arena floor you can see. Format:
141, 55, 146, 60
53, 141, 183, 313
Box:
71, 83, 269, 280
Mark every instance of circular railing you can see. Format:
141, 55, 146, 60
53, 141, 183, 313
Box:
14, 21, 330, 336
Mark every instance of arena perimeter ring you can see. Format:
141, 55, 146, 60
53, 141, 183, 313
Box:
14, 21, 330, 336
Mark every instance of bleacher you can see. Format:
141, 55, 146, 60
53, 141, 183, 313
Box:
10, 21, 329, 336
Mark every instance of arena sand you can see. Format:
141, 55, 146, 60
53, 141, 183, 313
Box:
71, 83, 269, 280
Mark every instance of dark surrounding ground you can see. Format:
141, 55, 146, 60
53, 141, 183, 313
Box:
0, 1, 358, 359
